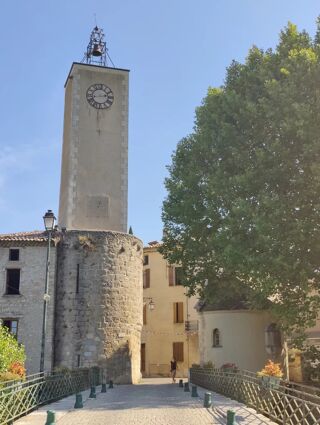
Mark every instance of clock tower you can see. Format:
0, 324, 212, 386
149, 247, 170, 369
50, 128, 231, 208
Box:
58, 27, 128, 232
55, 28, 142, 384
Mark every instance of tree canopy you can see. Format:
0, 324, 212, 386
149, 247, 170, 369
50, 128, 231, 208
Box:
161, 21, 320, 341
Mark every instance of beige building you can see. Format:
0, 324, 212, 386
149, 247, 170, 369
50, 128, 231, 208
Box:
0, 232, 57, 374
141, 243, 199, 377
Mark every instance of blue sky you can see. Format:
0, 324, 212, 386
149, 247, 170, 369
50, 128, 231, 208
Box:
0, 1, 319, 244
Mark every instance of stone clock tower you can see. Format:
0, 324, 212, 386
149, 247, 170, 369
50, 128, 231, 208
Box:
58, 31, 128, 232
55, 27, 142, 384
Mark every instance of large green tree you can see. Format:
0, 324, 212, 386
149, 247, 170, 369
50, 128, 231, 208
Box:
161, 21, 320, 341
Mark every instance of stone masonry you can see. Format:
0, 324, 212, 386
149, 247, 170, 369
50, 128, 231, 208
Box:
54, 230, 143, 383
0, 233, 57, 374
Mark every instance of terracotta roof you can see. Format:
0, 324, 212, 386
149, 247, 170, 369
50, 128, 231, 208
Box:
0, 230, 59, 246
143, 242, 163, 251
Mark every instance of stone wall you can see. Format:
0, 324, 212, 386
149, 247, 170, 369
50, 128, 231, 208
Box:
0, 244, 56, 374
54, 230, 143, 383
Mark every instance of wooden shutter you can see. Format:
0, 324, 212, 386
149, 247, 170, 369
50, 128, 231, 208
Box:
143, 304, 147, 325
143, 269, 150, 288
173, 342, 184, 362
173, 302, 184, 323
177, 302, 184, 323
168, 266, 174, 286
141, 343, 146, 372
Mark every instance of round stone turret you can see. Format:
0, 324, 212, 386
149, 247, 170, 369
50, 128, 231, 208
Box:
54, 230, 143, 383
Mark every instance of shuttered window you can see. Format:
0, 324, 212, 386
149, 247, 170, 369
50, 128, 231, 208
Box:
143, 304, 147, 325
143, 269, 150, 288
173, 342, 184, 362
173, 302, 184, 323
168, 266, 183, 286
168, 266, 174, 286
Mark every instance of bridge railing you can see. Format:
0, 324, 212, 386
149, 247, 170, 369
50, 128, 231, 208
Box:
190, 367, 320, 425
0, 367, 101, 425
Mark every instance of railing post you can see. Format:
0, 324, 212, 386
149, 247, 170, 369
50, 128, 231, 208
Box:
74, 393, 83, 409
227, 410, 236, 425
191, 385, 198, 397
45, 410, 56, 425
204, 392, 212, 407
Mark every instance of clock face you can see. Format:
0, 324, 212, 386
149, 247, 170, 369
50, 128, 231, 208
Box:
86, 84, 114, 109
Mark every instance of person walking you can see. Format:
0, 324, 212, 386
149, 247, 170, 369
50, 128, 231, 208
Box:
170, 358, 177, 383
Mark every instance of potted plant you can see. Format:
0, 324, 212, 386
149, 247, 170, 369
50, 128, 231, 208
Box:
221, 363, 238, 373
257, 360, 283, 389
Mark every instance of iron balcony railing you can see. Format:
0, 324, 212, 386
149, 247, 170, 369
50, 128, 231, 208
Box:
0, 367, 101, 425
190, 367, 320, 425
185, 320, 199, 333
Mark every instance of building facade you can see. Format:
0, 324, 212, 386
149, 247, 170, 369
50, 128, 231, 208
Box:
141, 243, 199, 377
0, 232, 57, 373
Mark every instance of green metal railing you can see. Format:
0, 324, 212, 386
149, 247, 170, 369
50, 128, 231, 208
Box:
0, 367, 101, 425
190, 367, 320, 425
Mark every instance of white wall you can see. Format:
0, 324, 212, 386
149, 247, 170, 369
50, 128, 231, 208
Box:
199, 310, 273, 373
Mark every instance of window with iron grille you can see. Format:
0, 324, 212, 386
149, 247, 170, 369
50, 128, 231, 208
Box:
213, 328, 221, 347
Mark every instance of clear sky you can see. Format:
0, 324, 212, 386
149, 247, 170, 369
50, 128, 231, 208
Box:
0, 1, 319, 244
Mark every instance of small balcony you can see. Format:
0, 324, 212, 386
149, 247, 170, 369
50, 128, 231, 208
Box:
185, 320, 199, 333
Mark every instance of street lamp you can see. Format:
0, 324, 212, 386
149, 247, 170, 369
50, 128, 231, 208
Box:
40, 210, 56, 373
143, 297, 155, 311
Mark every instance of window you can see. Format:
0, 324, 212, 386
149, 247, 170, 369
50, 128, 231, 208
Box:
143, 255, 149, 266
141, 343, 146, 372
9, 249, 19, 261
2, 319, 18, 337
143, 269, 150, 288
173, 302, 184, 323
77, 354, 81, 368
76, 264, 80, 294
6, 269, 20, 295
174, 267, 183, 286
173, 342, 184, 362
213, 328, 221, 347
168, 266, 183, 286
143, 304, 147, 325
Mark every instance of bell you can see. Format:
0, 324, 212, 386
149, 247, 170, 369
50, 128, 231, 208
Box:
92, 43, 102, 57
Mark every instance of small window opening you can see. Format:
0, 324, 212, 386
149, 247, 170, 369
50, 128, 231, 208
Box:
213, 328, 221, 347
9, 249, 19, 261
143, 255, 149, 266
76, 264, 80, 294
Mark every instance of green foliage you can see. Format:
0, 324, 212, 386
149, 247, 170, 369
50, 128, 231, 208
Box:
302, 345, 320, 381
161, 19, 320, 342
0, 326, 25, 373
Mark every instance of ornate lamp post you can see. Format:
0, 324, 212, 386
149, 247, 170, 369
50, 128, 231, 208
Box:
40, 210, 56, 373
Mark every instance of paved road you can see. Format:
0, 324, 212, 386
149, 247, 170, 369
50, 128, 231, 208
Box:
14, 378, 276, 425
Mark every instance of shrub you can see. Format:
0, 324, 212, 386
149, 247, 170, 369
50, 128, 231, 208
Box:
0, 326, 26, 373
257, 360, 283, 378
9, 361, 25, 378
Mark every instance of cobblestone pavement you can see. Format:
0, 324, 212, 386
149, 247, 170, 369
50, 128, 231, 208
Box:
14, 378, 277, 425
